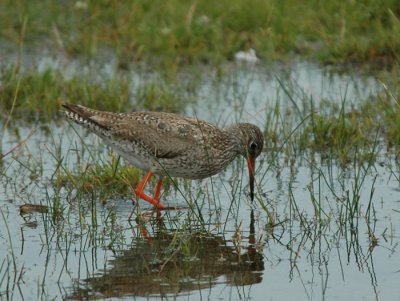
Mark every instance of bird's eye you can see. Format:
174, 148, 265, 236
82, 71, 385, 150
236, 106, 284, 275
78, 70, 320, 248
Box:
250, 141, 257, 150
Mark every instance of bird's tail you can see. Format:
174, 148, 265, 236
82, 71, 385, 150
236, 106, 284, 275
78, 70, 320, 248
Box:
62, 103, 117, 133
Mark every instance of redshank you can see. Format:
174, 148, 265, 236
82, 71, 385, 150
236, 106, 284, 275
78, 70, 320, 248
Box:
62, 103, 264, 209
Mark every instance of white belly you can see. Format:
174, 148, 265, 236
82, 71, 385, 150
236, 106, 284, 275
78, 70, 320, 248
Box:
102, 137, 153, 171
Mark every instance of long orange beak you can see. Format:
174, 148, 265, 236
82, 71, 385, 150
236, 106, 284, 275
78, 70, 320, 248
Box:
247, 155, 256, 201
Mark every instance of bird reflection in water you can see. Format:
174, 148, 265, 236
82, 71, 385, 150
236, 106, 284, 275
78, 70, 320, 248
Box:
68, 210, 264, 299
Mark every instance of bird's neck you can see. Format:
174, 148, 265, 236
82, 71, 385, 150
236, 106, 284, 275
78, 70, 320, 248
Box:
224, 124, 247, 154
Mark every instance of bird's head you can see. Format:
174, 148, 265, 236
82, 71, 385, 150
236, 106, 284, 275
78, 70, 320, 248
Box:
237, 123, 264, 201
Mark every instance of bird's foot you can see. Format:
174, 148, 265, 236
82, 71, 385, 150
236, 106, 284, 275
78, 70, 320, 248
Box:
134, 188, 166, 209
134, 172, 166, 209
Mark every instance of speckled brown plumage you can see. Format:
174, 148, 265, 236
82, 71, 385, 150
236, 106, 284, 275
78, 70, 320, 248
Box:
62, 103, 264, 208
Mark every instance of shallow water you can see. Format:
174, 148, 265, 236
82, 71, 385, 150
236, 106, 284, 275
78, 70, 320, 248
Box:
1, 57, 399, 300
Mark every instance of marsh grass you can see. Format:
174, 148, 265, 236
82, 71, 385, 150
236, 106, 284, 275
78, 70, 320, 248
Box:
0, 115, 392, 301
0, 68, 131, 122
299, 101, 377, 164
59, 156, 141, 199
0, 208, 17, 292
1, 61, 400, 169
1, 0, 399, 67
270, 151, 381, 279
0, 67, 191, 123
261, 76, 394, 166
0, 55, 398, 299
136, 82, 191, 112
29, 63, 397, 231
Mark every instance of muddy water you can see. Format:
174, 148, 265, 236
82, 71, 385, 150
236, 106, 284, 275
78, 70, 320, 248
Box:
1, 59, 399, 300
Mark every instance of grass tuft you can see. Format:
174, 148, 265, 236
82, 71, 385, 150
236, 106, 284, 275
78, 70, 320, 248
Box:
59, 159, 141, 199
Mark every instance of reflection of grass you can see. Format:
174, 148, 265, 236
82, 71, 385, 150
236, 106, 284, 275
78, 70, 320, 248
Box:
0, 0, 399, 66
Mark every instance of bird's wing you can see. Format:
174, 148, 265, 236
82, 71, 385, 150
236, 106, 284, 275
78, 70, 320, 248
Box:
93, 112, 217, 159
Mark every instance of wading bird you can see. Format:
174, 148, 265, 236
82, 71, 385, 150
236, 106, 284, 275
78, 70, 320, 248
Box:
62, 103, 264, 209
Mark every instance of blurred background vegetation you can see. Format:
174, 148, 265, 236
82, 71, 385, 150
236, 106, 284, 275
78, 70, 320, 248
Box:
1, 0, 399, 67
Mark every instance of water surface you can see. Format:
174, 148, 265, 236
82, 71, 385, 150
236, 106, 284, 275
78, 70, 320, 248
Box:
0, 56, 398, 301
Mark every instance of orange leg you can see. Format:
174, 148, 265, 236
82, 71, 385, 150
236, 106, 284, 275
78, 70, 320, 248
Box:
134, 171, 166, 209
154, 178, 163, 200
